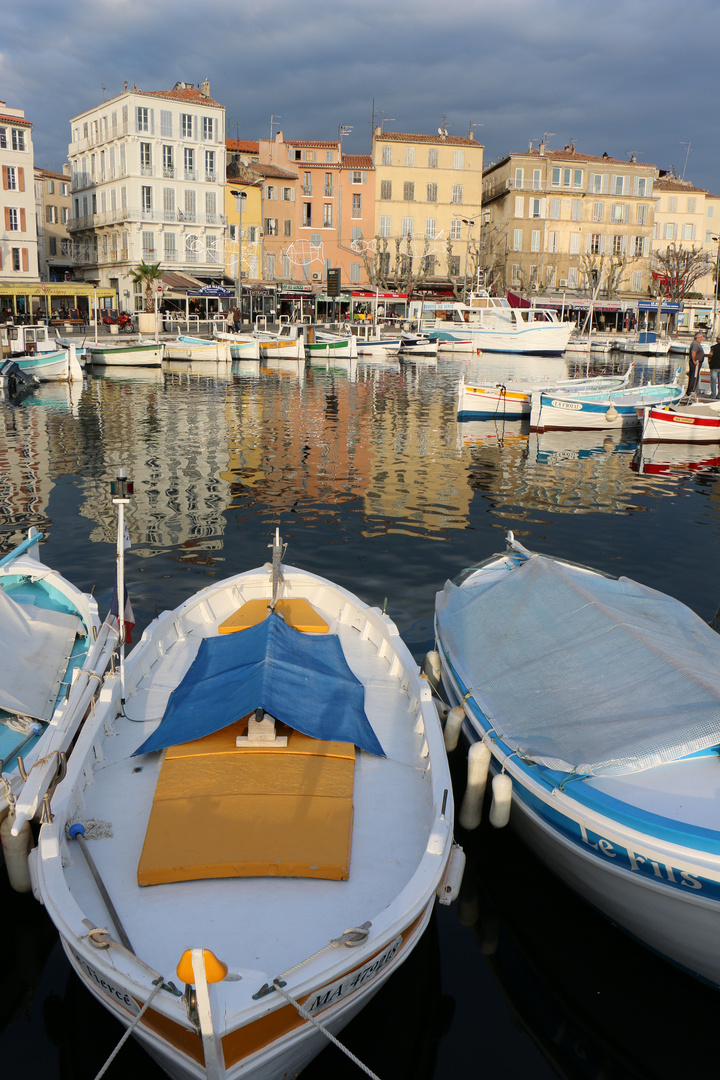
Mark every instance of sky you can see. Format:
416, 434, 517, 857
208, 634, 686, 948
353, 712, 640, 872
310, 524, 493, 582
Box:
3, 0, 720, 192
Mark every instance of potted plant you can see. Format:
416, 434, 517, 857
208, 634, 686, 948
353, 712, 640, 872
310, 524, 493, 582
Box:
129, 261, 163, 333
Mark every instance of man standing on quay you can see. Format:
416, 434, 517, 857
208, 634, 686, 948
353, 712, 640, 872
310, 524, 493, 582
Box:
687, 331, 705, 396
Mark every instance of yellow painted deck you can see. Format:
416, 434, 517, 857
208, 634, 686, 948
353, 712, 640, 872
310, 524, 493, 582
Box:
218, 597, 329, 635
137, 718, 355, 886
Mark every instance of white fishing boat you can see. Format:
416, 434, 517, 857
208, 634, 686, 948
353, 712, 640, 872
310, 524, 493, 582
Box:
85, 341, 165, 367
435, 530, 720, 988
529, 371, 683, 432
0, 528, 117, 877
304, 334, 358, 361
343, 324, 402, 356
457, 364, 634, 421
614, 331, 671, 356
212, 332, 262, 360
1, 323, 59, 358
166, 334, 232, 363
412, 293, 575, 356
398, 333, 438, 357
32, 529, 463, 1080
641, 400, 720, 444
563, 333, 617, 356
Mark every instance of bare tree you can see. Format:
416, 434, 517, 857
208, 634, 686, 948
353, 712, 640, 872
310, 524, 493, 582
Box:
651, 243, 713, 302
579, 253, 640, 299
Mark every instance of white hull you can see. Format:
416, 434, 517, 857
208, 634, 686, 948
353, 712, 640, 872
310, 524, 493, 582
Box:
166, 340, 231, 363
305, 337, 358, 360
458, 370, 633, 421
86, 343, 164, 367
641, 402, 720, 444
530, 383, 682, 432
15, 348, 69, 382
34, 553, 460, 1079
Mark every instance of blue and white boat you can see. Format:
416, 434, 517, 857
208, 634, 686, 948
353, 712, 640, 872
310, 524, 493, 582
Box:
166, 333, 232, 363
529, 370, 683, 431
412, 293, 575, 356
458, 364, 634, 421
0, 529, 117, 842
435, 531, 720, 987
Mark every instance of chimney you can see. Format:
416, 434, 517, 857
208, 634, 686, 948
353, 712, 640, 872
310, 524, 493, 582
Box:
539, 140, 545, 156
468, 128, 474, 140
124, 81, 128, 91
571, 141, 575, 154
200, 79, 210, 98
528, 139, 533, 152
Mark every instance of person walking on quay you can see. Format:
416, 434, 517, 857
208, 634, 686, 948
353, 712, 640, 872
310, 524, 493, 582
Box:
687, 331, 705, 396
232, 304, 242, 333
708, 337, 720, 398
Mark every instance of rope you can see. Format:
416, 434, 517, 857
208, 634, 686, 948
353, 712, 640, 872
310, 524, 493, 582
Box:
0, 774, 16, 811
92, 977, 165, 1080
272, 979, 383, 1080
255, 923, 371, 997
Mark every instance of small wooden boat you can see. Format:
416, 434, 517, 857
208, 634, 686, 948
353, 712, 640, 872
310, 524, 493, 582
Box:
33, 530, 463, 1080
0, 529, 117, 865
13, 346, 83, 383
85, 342, 164, 367
529, 370, 683, 432
305, 335, 358, 360
398, 333, 438, 357
166, 334, 232, 363
435, 530, 720, 988
212, 332, 262, 360
614, 331, 671, 356
641, 400, 720, 444
458, 364, 634, 421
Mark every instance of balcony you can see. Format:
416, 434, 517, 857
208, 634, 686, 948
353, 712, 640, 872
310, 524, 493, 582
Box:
302, 185, 312, 196
163, 166, 176, 178
141, 164, 154, 177
184, 169, 198, 181
323, 185, 334, 197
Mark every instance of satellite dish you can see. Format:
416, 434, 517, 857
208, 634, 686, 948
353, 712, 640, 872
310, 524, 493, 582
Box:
438, 127, 448, 136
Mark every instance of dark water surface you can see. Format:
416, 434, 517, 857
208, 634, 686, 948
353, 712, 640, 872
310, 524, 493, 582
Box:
1, 351, 719, 1079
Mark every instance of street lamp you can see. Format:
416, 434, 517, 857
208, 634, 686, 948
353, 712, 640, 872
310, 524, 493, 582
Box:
231, 189, 247, 325
455, 216, 477, 302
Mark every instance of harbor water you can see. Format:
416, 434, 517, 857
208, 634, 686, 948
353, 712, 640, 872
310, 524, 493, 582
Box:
1, 348, 719, 1079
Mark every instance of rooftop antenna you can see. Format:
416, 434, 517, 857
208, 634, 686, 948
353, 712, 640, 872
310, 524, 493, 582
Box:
681, 141, 691, 181
338, 123, 353, 156
626, 150, 640, 162
101, 83, 108, 100
269, 115, 281, 162
468, 120, 482, 138
380, 111, 395, 132
542, 131, 555, 146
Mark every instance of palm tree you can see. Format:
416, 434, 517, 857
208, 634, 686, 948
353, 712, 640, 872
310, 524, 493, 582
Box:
129, 261, 164, 313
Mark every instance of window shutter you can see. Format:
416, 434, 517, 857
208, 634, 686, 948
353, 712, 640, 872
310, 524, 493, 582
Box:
643, 236, 650, 257
3, 207, 9, 229
193, 115, 198, 142
621, 235, 628, 254
586, 234, 592, 253
599, 234, 606, 254
150, 109, 155, 135
647, 178, 653, 195
601, 174, 609, 194
624, 204, 630, 224
540, 198, 547, 218
20, 208, 25, 231
514, 195, 523, 218
692, 224, 697, 240
18, 167, 24, 192
22, 248, 28, 271
1, 166, 6, 190
633, 176, 639, 196
610, 174, 617, 193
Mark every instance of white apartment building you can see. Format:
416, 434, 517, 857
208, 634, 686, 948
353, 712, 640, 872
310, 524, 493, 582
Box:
0, 101, 38, 290
67, 81, 226, 309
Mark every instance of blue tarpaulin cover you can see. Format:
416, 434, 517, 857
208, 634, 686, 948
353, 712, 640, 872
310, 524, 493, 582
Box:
134, 612, 384, 757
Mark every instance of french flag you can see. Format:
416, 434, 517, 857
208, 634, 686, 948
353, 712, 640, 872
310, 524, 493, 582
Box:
109, 584, 135, 644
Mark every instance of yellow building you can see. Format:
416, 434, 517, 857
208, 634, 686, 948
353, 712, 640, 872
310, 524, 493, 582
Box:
223, 176, 262, 289
370, 128, 483, 291
482, 143, 657, 297
652, 177, 718, 297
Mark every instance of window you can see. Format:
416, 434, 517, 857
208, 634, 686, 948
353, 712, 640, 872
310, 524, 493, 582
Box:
326, 151, 334, 162
590, 234, 600, 254
164, 232, 177, 260
633, 236, 644, 256
549, 198, 560, 220
530, 230, 540, 252
637, 203, 647, 225
532, 169, 541, 191
181, 113, 193, 139
205, 151, 215, 180
450, 219, 462, 240
428, 148, 438, 168
205, 191, 217, 221
709, 206, 715, 219
569, 233, 580, 254
323, 204, 333, 227
351, 227, 362, 242
141, 186, 152, 214
136, 107, 149, 132
573, 169, 583, 188
571, 199, 582, 222
552, 167, 561, 187
281, 187, 294, 201
302, 203, 311, 227
265, 218, 278, 235
303, 150, 315, 162
664, 223, 675, 240
514, 196, 524, 218
163, 145, 174, 177
46, 205, 58, 224
546, 265, 556, 286
403, 181, 415, 201
60, 182, 69, 196
612, 235, 623, 255
380, 180, 392, 200
163, 188, 175, 216
184, 189, 196, 221
5, 166, 17, 190
381, 146, 392, 165
589, 173, 602, 194
401, 216, 414, 237
247, 226, 258, 242
351, 170, 365, 184
265, 185, 277, 200
593, 201, 603, 222
352, 193, 361, 218
184, 148, 195, 178
515, 168, 523, 189
451, 184, 463, 204
161, 111, 172, 138
631, 271, 642, 292
61, 207, 69, 224
405, 148, 415, 167
531, 198, 543, 218
324, 173, 333, 196
611, 203, 625, 223
140, 142, 152, 173
634, 176, 647, 197
202, 116, 213, 141
427, 183, 437, 202
302, 172, 312, 195
688, 197, 696, 213
547, 231, 559, 253
379, 215, 391, 237
350, 262, 361, 282
284, 219, 292, 237
425, 218, 437, 239
449, 255, 460, 275
12, 128, 25, 151
454, 150, 464, 170
612, 175, 624, 195
142, 230, 155, 257
0, 127, 5, 148
7, 207, 19, 230
513, 229, 523, 251
12, 247, 23, 271
668, 197, 677, 212
511, 263, 521, 284
568, 267, 578, 288
682, 223, 692, 240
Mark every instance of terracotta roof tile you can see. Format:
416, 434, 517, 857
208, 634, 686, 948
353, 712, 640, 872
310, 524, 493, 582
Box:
655, 178, 707, 193
226, 139, 259, 153
248, 163, 298, 180
283, 139, 338, 148
341, 155, 374, 169
0, 114, 32, 128
141, 87, 223, 108
375, 131, 480, 146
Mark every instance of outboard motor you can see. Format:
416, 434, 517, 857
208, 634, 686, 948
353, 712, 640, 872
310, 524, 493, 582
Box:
0, 359, 38, 399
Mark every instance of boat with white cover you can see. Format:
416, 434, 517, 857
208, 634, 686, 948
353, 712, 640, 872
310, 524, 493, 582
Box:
458, 365, 634, 421
32, 529, 463, 1080
641, 399, 720, 443
435, 530, 720, 988
0, 528, 116, 843
412, 294, 575, 356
